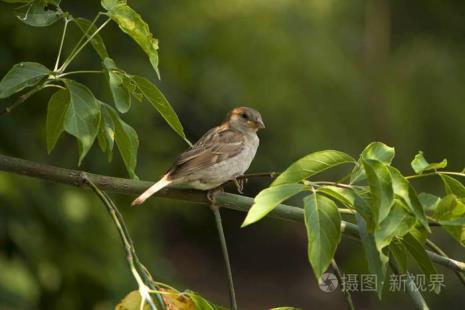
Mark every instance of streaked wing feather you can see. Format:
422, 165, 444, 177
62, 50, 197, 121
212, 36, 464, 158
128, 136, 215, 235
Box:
168, 125, 244, 178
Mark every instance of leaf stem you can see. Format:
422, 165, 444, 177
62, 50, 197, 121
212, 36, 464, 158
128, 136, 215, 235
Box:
59, 14, 109, 72
331, 260, 355, 310
57, 70, 104, 77
54, 17, 70, 71
406, 171, 465, 180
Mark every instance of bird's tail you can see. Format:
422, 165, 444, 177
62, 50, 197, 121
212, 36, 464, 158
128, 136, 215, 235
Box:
131, 175, 171, 206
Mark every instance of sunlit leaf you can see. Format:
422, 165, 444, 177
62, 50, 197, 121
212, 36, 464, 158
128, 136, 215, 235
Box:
97, 101, 116, 162
74, 17, 109, 59
17, 0, 62, 27
303, 193, 341, 280
103, 0, 160, 77
355, 213, 388, 299
63, 79, 100, 165
103, 103, 139, 178
374, 201, 415, 251
132, 75, 189, 144
242, 183, 305, 227
46, 89, 69, 153
389, 167, 429, 230
362, 158, 394, 224
272, 150, 354, 186
440, 175, 465, 197
351, 142, 395, 183
103, 58, 131, 113
0, 62, 49, 98
418, 192, 441, 213
318, 185, 374, 230
432, 195, 465, 246
114, 290, 150, 310
411, 151, 447, 174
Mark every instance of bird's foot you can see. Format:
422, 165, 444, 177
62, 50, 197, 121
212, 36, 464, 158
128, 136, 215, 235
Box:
233, 177, 244, 194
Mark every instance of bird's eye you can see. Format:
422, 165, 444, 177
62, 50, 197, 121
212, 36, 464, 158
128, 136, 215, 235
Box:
241, 113, 248, 119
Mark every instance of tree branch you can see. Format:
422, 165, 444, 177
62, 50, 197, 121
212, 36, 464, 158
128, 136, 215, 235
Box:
0, 153, 464, 274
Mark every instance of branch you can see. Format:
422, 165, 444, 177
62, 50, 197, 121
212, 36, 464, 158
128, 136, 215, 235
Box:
0, 153, 464, 274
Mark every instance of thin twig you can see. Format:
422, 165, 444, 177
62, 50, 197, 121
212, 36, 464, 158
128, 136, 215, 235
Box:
210, 203, 237, 310
60, 14, 109, 72
331, 260, 355, 310
83, 175, 165, 310
0, 85, 43, 116
406, 171, 465, 180
57, 70, 104, 77
54, 17, 70, 71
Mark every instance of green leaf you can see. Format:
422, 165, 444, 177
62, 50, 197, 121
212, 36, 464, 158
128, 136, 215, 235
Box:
0, 62, 49, 98
46, 89, 69, 153
103, 104, 139, 178
132, 75, 189, 144
101, 0, 120, 10
440, 175, 465, 197
242, 183, 305, 227
351, 142, 395, 183
361, 142, 395, 164
303, 193, 341, 280
74, 18, 109, 60
389, 167, 429, 230
103, 58, 131, 113
418, 193, 441, 213
272, 150, 354, 186
432, 195, 465, 246
103, 1, 160, 77
362, 159, 394, 224
63, 79, 100, 165
389, 240, 408, 274
355, 213, 388, 299
97, 102, 115, 162
17, 0, 62, 27
318, 185, 374, 230
411, 151, 447, 174
185, 292, 214, 310
374, 201, 415, 251
402, 233, 438, 292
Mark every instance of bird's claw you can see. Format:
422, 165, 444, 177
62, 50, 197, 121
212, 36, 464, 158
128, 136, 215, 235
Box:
233, 177, 244, 194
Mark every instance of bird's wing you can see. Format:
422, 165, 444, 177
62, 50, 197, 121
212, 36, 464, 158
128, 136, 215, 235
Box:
167, 125, 245, 179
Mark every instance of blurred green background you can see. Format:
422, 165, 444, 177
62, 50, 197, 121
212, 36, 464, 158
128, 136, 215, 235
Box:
1, 0, 465, 309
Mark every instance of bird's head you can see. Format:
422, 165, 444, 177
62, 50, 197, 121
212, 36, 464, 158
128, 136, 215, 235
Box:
226, 107, 265, 133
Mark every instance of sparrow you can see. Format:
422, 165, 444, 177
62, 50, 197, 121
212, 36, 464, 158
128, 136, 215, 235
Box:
131, 107, 265, 206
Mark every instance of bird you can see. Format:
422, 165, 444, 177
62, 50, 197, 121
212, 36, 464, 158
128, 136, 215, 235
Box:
131, 107, 265, 206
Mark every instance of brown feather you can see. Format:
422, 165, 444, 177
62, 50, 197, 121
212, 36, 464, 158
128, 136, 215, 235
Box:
167, 124, 245, 179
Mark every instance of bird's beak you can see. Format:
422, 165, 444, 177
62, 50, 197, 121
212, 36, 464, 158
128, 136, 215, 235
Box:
254, 119, 265, 129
